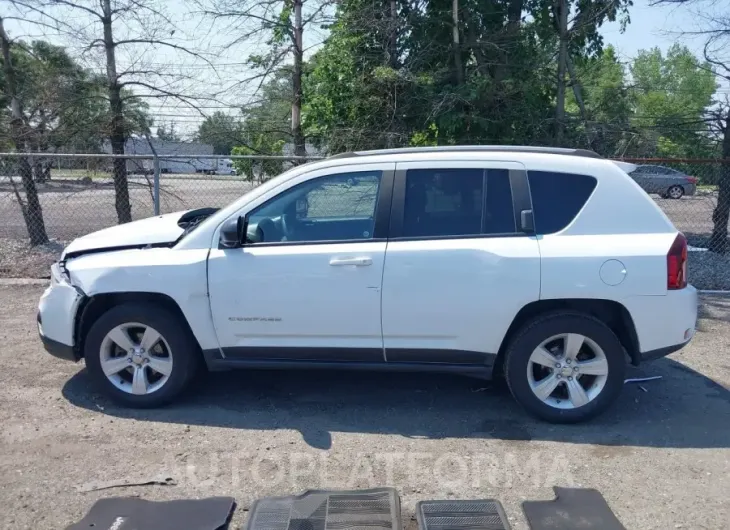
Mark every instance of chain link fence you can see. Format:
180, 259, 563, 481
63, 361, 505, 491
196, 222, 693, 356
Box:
615, 158, 729, 251
0, 152, 319, 244
1, 152, 728, 251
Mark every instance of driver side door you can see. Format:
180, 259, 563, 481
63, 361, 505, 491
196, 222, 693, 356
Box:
207, 163, 395, 362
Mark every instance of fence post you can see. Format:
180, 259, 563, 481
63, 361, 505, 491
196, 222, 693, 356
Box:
153, 154, 160, 216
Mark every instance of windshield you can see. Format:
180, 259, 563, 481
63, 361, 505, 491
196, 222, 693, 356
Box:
174, 163, 316, 248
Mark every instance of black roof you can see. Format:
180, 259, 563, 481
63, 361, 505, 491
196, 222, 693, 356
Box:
328, 146, 602, 160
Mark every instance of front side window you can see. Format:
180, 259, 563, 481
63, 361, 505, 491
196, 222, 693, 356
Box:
401, 168, 515, 238
248, 171, 382, 244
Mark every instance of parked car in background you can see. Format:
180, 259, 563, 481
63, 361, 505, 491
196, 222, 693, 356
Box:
629, 164, 697, 199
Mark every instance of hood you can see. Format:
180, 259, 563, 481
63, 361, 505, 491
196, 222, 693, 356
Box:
62, 211, 188, 259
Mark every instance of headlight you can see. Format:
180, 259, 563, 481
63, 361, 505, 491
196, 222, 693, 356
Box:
50, 262, 70, 286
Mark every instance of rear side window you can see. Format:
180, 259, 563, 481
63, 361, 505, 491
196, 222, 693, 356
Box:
401, 168, 515, 238
528, 171, 597, 234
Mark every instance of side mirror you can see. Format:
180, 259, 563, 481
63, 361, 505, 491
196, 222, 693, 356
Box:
220, 215, 248, 248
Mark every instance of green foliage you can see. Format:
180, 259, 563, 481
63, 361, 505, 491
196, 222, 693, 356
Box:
410, 123, 440, 147
273, 0, 293, 44
296, 0, 719, 158
303, 0, 564, 151
565, 45, 634, 155
242, 70, 293, 147
0, 39, 152, 152
1, 40, 103, 150
231, 139, 286, 181
630, 44, 718, 157
196, 112, 243, 154
2, 3, 721, 163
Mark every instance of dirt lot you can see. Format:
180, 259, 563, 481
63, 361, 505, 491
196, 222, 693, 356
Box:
1, 283, 729, 530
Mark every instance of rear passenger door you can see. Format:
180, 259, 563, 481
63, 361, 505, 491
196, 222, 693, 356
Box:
380, 161, 541, 365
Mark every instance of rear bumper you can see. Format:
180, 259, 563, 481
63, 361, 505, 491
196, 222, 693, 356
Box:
684, 183, 697, 196
640, 340, 691, 363
623, 286, 698, 359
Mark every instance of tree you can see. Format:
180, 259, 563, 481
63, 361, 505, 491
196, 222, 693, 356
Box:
231, 142, 285, 181
526, 0, 633, 143
156, 122, 181, 142
196, 112, 243, 154
630, 44, 717, 158
563, 44, 717, 157
0, 40, 118, 158
565, 46, 633, 155
240, 70, 296, 150
304, 0, 414, 151
14, 0, 210, 223
652, 0, 729, 252
199, 0, 334, 158
304, 0, 565, 150
0, 16, 48, 245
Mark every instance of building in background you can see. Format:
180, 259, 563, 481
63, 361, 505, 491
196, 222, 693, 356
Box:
104, 138, 223, 175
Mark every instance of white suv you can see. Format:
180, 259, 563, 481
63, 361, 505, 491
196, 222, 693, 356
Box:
37, 147, 698, 423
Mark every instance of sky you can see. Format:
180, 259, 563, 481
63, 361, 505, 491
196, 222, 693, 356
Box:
5, 0, 728, 136
601, 0, 707, 61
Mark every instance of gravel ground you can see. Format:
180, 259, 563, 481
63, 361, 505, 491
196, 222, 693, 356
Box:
1, 283, 729, 530
688, 250, 730, 290
0, 238, 65, 279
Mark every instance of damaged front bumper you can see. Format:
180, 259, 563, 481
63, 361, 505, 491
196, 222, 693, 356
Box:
37, 263, 85, 362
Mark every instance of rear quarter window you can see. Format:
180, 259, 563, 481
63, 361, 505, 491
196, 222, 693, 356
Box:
528, 171, 597, 234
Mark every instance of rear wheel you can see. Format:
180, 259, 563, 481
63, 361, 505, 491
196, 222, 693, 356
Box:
84, 303, 199, 408
667, 185, 684, 199
504, 312, 626, 423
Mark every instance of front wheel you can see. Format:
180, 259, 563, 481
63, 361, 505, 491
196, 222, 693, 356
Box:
84, 303, 199, 408
504, 312, 626, 423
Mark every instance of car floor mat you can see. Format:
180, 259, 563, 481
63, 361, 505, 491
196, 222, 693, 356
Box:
416, 499, 511, 530
245, 487, 401, 530
65, 496, 235, 530
522, 487, 626, 530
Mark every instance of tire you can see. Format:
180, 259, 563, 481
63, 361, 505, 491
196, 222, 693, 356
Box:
504, 311, 626, 423
84, 303, 200, 408
667, 185, 684, 199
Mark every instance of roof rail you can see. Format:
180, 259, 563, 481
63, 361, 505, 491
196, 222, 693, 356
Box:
327, 146, 602, 160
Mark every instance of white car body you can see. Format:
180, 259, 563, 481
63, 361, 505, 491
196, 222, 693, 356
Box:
38, 147, 698, 421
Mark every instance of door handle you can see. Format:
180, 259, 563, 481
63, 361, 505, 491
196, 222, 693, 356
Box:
329, 257, 373, 267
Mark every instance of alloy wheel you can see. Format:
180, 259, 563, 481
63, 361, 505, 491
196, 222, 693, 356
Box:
668, 186, 683, 199
99, 322, 173, 395
526, 333, 609, 409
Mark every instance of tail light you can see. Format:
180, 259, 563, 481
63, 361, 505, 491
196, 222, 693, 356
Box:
686, 176, 698, 184
667, 233, 688, 290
